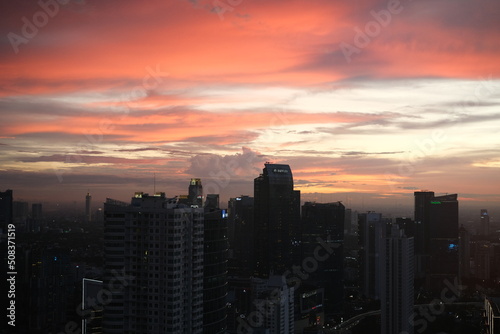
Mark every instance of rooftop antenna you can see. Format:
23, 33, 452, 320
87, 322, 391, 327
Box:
154, 172, 156, 194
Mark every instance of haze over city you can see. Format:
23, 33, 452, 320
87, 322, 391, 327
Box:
1, 0, 500, 211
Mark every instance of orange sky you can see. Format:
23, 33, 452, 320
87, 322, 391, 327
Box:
1, 0, 500, 211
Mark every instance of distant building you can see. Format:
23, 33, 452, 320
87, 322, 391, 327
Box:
204, 193, 219, 211
31, 203, 43, 232
188, 178, 203, 207
381, 225, 414, 334
103, 192, 204, 333
414, 191, 459, 292
203, 202, 228, 334
251, 275, 295, 334
358, 212, 387, 300
481, 209, 490, 236
13, 200, 29, 232
0, 189, 13, 234
474, 241, 491, 280
459, 225, 471, 280
301, 201, 344, 313
227, 195, 254, 276
86, 192, 92, 223
254, 163, 300, 277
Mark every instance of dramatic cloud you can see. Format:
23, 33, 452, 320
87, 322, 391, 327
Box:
1, 0, 499, 208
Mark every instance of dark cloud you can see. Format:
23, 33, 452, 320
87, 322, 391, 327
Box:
185, 147, 267, 178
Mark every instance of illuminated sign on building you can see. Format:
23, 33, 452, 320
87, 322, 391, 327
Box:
272, 168, 289, 174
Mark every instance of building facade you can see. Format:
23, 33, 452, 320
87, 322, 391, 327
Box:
381, 225, 414, 334
103, 192, 204, 333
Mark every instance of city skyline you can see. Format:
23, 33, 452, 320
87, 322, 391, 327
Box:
1, 0, 500, 208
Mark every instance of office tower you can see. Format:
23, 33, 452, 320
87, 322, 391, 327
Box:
103, 192, 204, 334
481, 209, 490, 236
0, 189, 13, 234
358, 212, 387, 300
188, 178, 203, 207
31, 203, 43, 232
27, 248, 74, 333
474, 241, 491, 280
227, 195, 254, 276
82, 278, 104, 334
86, 192, 92, 223
13, 200, 29, 232
427, 194, 459, 292
414, 191, 434, 280
301, 201, 345, 313
414, 191, 459, 292
203, 201, 228, 334
459, 225, 471, 281
204, 194, 219, 211
254, 163, 300, 277
381, 225, 414, 334
250, 275, 295, 334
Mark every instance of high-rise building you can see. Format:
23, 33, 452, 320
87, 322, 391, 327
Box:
254, 163, 300, 277
427, 194, 459, 292
414, 191, 459, 292
251, 275, 295, 334
188, 178, 203, 207
13, 200, 29, 232
358, 212, 388, 300
381, 225, 414, 334
0, 189, 13, 234
86, 192, 92, 223
31, 203, 43, 232
414, 191, 434, 280
474, 241, 491, 280
82, 278, 104, 334
103, 192, 204, 333
301, 201, 344, 313
480, 209, 490, 236
459, 225, 471, 281
227, 195, 254, 276
203, 202, 228, 334
204, 194, 219, 211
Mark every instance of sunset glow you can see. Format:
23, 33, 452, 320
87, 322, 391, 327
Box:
1, 0, 499, 209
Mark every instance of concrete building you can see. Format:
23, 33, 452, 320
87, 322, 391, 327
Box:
103, 192, 204, 333
381, 225, 414, 334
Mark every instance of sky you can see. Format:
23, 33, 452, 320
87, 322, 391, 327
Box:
1, 0, 500, 213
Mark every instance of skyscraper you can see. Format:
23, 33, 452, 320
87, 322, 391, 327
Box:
86, 192, 92, 223
427, 194, 459, 292
358, 212, 388, 300
414, 191, 459, 292
203, 201, 228, 334
254, 163, 300, 277
381, 225, 414, 334
459, 225, 471, 281
480, 209, 490, 236
301, 201, 345, 313
188, 178, 203, 207
227, 195, 254, 276
103, 192, 204, 333
0, 189, 13, 234
414, 191, 434, 280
